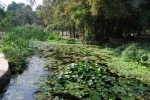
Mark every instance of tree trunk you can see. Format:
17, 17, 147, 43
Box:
62, 29, 64, 36
69, 29, 72, 38
73, 21, 76, 38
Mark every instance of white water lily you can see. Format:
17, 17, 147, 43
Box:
64, 72, 69, 74
98, 68, 101, 71
89, 66, 92, 69
58, 76, 62, 79
65, 75, 70, 78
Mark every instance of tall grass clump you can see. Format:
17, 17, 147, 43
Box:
115, 43, 150, 68
121, 43, 140, 61
2, 25, 48, 73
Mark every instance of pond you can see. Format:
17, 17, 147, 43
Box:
0, 56, 49, 100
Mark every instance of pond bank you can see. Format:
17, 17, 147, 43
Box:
0, 53, 11, 90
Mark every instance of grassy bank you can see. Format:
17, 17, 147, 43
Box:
31, 41, 150, 100
2, 25, 48, 73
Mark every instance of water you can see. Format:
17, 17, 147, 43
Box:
0, 56, 49, 100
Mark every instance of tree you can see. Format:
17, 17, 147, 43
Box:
0, 8, 6, 32
7, 2, 39, 26
0, 2, 13, 32
0, 11, 13, 32
36, 4, 43, 11
7, 2, 25, 11
35, 5, 45, 25
37, 0, 150, 41
15, 5, 35, 25
39, 0, 91, 38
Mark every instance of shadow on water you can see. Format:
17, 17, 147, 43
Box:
0, 56, 49, 100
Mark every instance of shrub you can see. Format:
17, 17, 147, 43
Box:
47, 35, 63, 41
66, 38, 76, 44
55, 36, 63, 41
114, 44, 126, 55
120, 43, 149, 67
2, 25, 48, 73
12, 25, 48, 41
47, 35, 55, 40
2, 33, 30, 73
121, 44, 139, 61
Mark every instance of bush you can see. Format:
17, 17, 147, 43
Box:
66, 38, 76, 44
12, 25, 48, 41
121, 44, 139, 61
2, 25, 48, 73
114, 44, 126, 55
2, 33, 30, 73
55, 36, 63, 41
47, 35, 55, 40
47, 35, 63, 41
119, 43, 149, 67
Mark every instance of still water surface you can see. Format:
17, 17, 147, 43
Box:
0, 56, 48, 100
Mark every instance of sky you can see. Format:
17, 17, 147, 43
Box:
0, 0, 43, 9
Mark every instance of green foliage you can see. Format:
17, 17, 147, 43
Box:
2, 25, 48, 73
7, 1, 25, 11
47, 35, 55, 40
39, 63, 150, 99
2, 32, 30, 73
7, 1, 42, 26
47, 35, 64, 41
108, 57, 150, 86
0, 10, 13, 31
40, 0, 150, 41
11, 25, 47, 41
121, 44, 140, 61
115, 43, 150, 68
31, 42, 150, 99
66, 38, 76, 44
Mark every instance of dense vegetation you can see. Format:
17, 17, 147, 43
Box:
0, 0, 150, 99
0, 1, 46, 73
38, 0, 150, 40
2, 25, 48, 73
32, 41, 150, 99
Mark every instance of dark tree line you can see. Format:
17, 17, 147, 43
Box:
36, 0, 150, 41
